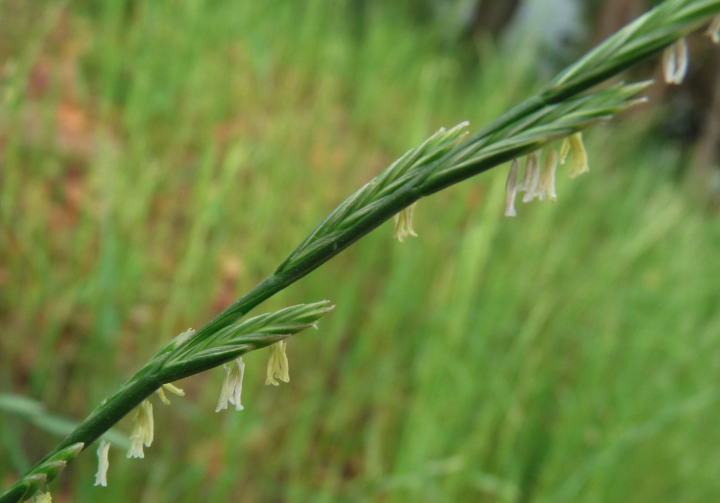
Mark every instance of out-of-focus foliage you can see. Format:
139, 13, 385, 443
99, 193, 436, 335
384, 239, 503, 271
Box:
1, 0, 720, 502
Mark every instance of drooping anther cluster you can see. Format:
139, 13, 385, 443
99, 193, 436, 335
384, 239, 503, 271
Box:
265, 340, 290, 386
504, 133, 583, 217
90, 320, 303, 489
94, 440, 111, 487
126, 400, 154, 459
393, 202, 419, 242
216, 357, 246, 412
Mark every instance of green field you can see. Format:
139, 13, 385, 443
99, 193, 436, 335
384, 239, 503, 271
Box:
2, 1, 720, 501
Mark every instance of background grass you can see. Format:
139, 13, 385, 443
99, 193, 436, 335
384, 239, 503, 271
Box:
2, 0, 720, 501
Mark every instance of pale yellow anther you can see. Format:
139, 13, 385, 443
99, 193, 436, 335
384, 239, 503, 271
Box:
518, 154, 534, 190
392, 203, 418, 243
567, 133, 589, 179
34, 492, 52, 503
156, 383, 185, 405
539, 149, 559, 202
157, 388, 170, 405
94, 440, 111, 487
662, 38, 689, 85
522, 151, 542, 203
559, 137, 571, 165
216, 357, 245, 412
266, 340, 290, 386
504, 159, 519, 217
126, 400, 154, 459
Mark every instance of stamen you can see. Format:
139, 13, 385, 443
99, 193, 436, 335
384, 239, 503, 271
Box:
126, 400, 154, 459
34, 492, 52, 503
215, 357, 245, 412
504, 159, 519, 217
539, 149, 559, 202
663, 37, 689, 85
94, 440, 111, 487
522, 152, 542, 203
266, 341, 290, 386
559, 137, 571, 165
392, 203, 418, 243
157, 388, 170, 405
156, 383, 184, 405
567, 133, 589, 179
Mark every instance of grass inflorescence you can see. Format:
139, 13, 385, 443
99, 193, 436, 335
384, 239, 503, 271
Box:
2, 0, 720, 501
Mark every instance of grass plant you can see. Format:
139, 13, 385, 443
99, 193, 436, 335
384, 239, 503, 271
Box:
2, 0, 720, 501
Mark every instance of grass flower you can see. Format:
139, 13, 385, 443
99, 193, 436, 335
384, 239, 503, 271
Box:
662, 37, 689, 85
559, 136, 571, 165
521, 152, 542, 203
215, 357, 245, 412
517, 154, 534, 192
539, 149, 559, 202
504, 159, 520, 217
392, 203, 418, 242
33, 493, 51, 503
94, 440, 111, 487
126, 400, 153, 459
561, 133, 590, 179
266, 341, 290, 386
156, 383, 185, 405
3, 2, 717, 501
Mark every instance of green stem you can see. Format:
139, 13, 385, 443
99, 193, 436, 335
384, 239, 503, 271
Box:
3, 1, 720, 501
25, 376, 159, 474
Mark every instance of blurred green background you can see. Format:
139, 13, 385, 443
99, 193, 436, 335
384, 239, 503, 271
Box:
2, 0, 720, 501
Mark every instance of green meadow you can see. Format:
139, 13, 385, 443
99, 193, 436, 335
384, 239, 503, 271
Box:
2, 1, 720, 501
